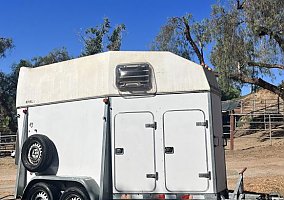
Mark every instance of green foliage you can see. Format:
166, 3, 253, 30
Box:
151, 14, 211, 61
151, 17, 193, 59
152, 0, 284, 100
245, 0, 284, 42
32, 48, 71, 67
107, 24, 126, 51
210, 0, 284, 85
0, 71, 17, 132
0, 37, 13, 58
221, 86, 241, 101
80, 18, 126, 56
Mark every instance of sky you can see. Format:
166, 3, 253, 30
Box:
0, 0, 282, 95
0, 0, 214, 73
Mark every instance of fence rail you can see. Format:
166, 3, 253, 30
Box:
224, 112, 284, 150
0, 133, 17, 156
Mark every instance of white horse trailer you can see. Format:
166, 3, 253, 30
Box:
15, 51, 228, 200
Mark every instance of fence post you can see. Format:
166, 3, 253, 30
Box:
230, 111, 235, 150
269, 114, 272, 146
278, 96, 280, 114
264, 114, 267, 130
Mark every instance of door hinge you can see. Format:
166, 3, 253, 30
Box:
199, 171, 211, 180
145, 122, 157, 130
196, 120, 208, 128
146, 172, 158, 180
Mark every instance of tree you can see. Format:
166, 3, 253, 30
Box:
151, 16, 194, 60
0, 36, 14, 132
0, 37, 13, 58
210, 0, 284, 99
152, 0, 284, 100
152, 14, 240, 100
80, 18, 126, 56
32, 47, 71, 67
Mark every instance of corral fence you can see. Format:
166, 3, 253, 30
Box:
0, 132, 17, 157
223, 98, 284, 150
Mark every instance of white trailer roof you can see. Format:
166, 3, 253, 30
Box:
16, 51, 219, 107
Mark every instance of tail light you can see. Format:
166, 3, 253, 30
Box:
181, 194, 193, 199
154, 194, 166, 199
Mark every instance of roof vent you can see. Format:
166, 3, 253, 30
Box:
115, 63, 156, 96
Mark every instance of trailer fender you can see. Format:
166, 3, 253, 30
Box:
22, 176, 100, 200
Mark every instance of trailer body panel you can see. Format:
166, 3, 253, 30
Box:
26, 99, 105, 184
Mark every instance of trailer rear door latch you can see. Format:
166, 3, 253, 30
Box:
199, 171, 211, 180
165, 147, 174, 154
115, 148, 124, 155
146, 172, 158, 180
145, 122, 157, 130
196, 120, 208, 128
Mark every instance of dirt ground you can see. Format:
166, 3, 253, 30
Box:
0, 156, 17, 197
0, 134, 284, 198
226, 133, 284, 196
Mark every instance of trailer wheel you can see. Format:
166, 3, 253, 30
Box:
21, 134, 55, 172
25, 182, 61, 200
60, 187, 90, 200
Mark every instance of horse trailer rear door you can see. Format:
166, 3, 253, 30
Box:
163, 110, 209, 192
114, 112, 156, 192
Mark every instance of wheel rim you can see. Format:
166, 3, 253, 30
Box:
28, 142, 43, 165
34, 191, 49, 200
70, 197, 81, 200
64, 194, 82, 200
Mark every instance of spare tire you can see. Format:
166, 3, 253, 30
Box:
21, 134, 55, 172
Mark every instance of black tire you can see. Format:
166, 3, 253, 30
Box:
21, 134, 55, 172
25, 182, 61, 200
60, 187, 90, 200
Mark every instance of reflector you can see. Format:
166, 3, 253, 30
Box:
121, 194, 131, 199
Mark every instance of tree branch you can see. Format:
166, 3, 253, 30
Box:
273, 33, 284, 53
182, 17, 205, 66
255, 26, 284, 52
237, 0, 246, 9
229, 73, 284, 99
247, 61, 284, 70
